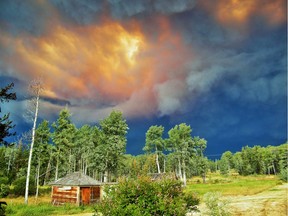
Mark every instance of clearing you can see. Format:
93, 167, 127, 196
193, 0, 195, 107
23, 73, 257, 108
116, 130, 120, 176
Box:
195, 183, 287, 216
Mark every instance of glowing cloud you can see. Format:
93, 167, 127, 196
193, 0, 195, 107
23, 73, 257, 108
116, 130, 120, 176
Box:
202, 0, 286, 29
0, 16, 192, 119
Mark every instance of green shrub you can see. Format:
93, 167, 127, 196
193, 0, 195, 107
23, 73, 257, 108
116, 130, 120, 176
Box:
0, 177, 9, 185
203, 192, 230, 216
94, 177, 199, 216
0, 184, 10, 198
279, 169, 288, 182
183, 191, 200, 212
12, 176, 36, 196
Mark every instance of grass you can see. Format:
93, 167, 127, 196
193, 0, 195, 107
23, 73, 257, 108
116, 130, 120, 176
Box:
1, 187, 94, 216
185, 173, 281, 197
5, 202, 94, 216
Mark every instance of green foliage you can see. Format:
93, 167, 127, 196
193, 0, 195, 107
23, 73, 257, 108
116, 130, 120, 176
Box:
183, 191, 200, 212
203, 192, 231, 216
0, 177, 9, 185
99, 111, 129, 180
0, 184, 10, 197
0, 83, 17, 146
217, 144, 288, 177
94, 177, 199, 216
143, 125, 165, 153
279, 169, 288, 182
12, 177, 36, 196
143, 125, 165, 173
0, 202, 7, 216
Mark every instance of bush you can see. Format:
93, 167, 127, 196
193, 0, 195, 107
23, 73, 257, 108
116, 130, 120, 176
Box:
183, 191, 200, 212
12, 176, 36, 196
0, 177, 9, 185
0, 184, 10, 198
94, 177, 199, 216
203, 192, 230, 216
279, 169, 288, 182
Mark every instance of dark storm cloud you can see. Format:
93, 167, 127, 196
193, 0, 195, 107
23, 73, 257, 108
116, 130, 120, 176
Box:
109, 0, 196, 19
50, 0, 197, 24
49, 0, 104, 25
0, 0, 52, 36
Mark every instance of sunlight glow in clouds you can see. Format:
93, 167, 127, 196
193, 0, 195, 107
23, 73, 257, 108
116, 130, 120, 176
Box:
0, 17, 192, 118
202, 0, 286, 29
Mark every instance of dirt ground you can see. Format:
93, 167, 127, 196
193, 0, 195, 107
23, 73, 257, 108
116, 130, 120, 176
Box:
194, 183, 288, 216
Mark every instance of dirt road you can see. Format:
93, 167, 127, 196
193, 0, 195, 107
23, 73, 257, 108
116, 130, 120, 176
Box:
228, 183, 287, 216
195, 183, 288, 216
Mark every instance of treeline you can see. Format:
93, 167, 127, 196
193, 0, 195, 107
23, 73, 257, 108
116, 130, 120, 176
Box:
1, 108, 128, 186
217, 144, 287, 177
0, 107, 209, 187
1, 106, 286, 191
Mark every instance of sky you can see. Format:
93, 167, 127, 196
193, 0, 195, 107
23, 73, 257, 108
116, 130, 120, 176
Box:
0, 0, 287, 158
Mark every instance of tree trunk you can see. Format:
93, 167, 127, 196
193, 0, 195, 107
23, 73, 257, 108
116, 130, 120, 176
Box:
178, 157, 183, 181
44, 155, 51, 185
55, 155, 59, 181
35, 159, 41, 199
156, 153, 161, 173
25, 92, 40, 205
163, 157, 166, 173
272, 163, 277, 175
104, 170, 108, 183
202, 173, 206, 183
182, 158, 187, 187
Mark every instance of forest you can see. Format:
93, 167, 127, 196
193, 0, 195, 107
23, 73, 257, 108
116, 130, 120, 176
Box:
0, 82, 287, 200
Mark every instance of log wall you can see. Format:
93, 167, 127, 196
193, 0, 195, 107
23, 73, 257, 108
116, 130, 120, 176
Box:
51, 186, 78, 205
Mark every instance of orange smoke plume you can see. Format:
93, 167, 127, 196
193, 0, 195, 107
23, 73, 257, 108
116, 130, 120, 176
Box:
202, 0, 286, 29
0, 17, 191, 116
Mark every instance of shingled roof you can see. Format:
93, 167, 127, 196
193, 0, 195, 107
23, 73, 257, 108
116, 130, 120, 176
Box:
50, 172, 102, 186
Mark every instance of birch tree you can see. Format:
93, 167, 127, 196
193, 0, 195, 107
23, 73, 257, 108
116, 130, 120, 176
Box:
25, 78, 43, 204
143, 125, 165, 174
99, 111, 128, 182
167, 123, 193, 186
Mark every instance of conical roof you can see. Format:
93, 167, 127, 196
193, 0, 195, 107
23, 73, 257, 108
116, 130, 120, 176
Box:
50, 172, 102, 186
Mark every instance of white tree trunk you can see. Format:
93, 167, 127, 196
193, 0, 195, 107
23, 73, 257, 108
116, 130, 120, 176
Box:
35, 159, 41, 199
163, 157, 166, 173
156, 153, 161, 173
55, 155, 59, 180
24, 93, 39, 205
104, 170, 108, 183
178, 157, 182, 181
182, 158, 187, 187
155, 146, 161, 173
44, 156, 51, 185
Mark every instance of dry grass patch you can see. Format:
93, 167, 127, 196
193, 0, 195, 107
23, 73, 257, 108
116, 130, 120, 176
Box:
186, 175, 281, 196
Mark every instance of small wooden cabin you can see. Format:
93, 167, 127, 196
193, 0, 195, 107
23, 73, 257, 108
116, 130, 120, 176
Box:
50, 172, 102, 206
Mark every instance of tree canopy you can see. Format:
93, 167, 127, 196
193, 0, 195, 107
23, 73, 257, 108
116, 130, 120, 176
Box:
0, 83, 17, 146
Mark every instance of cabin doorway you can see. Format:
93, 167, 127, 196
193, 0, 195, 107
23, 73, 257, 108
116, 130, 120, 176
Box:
81, 187, 90, 205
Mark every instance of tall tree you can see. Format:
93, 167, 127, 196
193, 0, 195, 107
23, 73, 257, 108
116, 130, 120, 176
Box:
25, 78, 43, 205
74, 125, 95, 174
100, 111, 128, 182
167, 123, 193, 186
52, 108, 76, 180
0, 83, 17, 146
33, 120, 50, 199
143, 125, 165, 174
